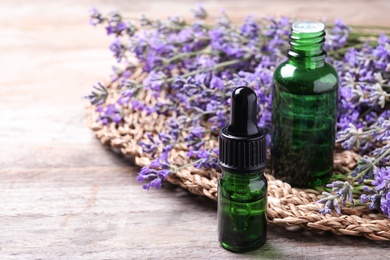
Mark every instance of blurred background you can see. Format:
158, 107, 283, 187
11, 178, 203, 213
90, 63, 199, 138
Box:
2, 0, 389, 168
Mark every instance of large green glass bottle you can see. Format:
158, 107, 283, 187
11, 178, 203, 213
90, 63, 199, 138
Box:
218, 87, 267, 252
271, 22, 338, 188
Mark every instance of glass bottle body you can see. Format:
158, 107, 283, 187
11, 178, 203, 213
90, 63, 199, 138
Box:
271, 58, 338, 187
217, 171, 267, 252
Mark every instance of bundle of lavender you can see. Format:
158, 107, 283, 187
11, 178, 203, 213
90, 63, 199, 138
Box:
86, 6, 390, 220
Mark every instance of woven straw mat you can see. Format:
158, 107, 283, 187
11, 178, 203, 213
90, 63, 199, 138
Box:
86, 72, 390, 241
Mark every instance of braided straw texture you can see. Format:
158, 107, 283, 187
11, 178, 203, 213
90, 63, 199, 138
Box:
86, 71, 390, 241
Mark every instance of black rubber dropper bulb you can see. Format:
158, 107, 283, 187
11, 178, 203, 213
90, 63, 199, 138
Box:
217, 86, 268, 253
227, 87, 260, 136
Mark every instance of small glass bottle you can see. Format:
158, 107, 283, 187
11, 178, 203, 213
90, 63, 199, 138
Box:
218, 86, 267, 252
271, 22, 339, 187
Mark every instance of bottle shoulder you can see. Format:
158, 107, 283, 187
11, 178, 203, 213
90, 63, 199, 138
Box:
219, 172, 267, 202
273, 60, 338, 94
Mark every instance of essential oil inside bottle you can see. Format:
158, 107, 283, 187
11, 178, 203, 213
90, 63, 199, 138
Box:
218, 171, 267, 252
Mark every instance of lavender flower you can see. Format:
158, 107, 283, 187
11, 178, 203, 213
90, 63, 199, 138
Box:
105, 11, 128, 36
240, 16, 260, 39
191, 4, 207, 20
150, 151, 171, 169
137, 166, 173, 190
88, 7, 390, 216
336, 123, 359, 149
326, 181, 353, 204
142, 71, 167, 95
97, 104, 123, 125
351, 156, 377, 183
263, 17, 291, 53
138, 133, 159, 156
325, 19, 350, 51
188, 148, 219, 169
372, 167, 390, 190
166, 118, 180, 140
109, 38, 126, 62
317, 192, 341, 214
89, 7, 104, 26
85, 82, 108, 105
381, 193, 390, 217
373, 34, 390, 70
210, 75, 225, 90
367, 193, 381, 210
366, 83, 387, 108
137, 151, 176, 190
370, 144, 390, 166
375, 118, 390, 142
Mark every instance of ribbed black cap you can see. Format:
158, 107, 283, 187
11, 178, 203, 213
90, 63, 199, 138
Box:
219, 87, 267, 173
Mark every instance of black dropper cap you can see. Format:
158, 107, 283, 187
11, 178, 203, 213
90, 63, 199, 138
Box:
219, 87, 267, 173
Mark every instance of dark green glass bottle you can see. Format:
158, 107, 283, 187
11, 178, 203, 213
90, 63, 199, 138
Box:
271, 22, 339, 187
218, 87, 267, 252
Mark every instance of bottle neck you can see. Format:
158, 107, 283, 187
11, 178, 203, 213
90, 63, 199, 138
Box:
287, 30, 326, 69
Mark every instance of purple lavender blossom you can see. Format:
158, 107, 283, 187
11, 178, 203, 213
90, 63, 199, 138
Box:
117, 89, 135, 105
130, 99, 146, 111
381, 193, 390, 217
336, 123, 359, 149
191, 4, 207, 20
172, 76, 186, 90
106, 21, 127, 35
317, 192, 341, 214
351, 156, 377, 183
137, 152, 174, 190
166, 118, 180, 140
89, 7, 390, 215
263, 17, 291, 53
150, 151, 171, 170
98, 104, 123, 125
184, 126, 205, 148
142, 71, 167, 95
373, 34, 390, 70
360, 194, 368, 203
89, 7, 104, 26
326, 181, 353, 204
138, 133, 159, 156
137, 165, 173, 190
372, 167, 390, 190
188, 148, 219, 169
370, 144, 390, 166
375, 118, 390, 142
109, 38, 126, 62
210, 76, 225, 90
209, 23, 255, 60
104, 11, 129, 36
366, 83, 387, 108
240, 16, 260, 39
325, 19, 350, 51
85, 82, 108, 105
158, 133, 172, 145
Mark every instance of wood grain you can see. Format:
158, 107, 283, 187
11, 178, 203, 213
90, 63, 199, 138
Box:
1, 0, 389, 259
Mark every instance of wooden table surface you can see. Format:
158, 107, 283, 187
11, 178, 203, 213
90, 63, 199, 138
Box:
1, 0, 390, 259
